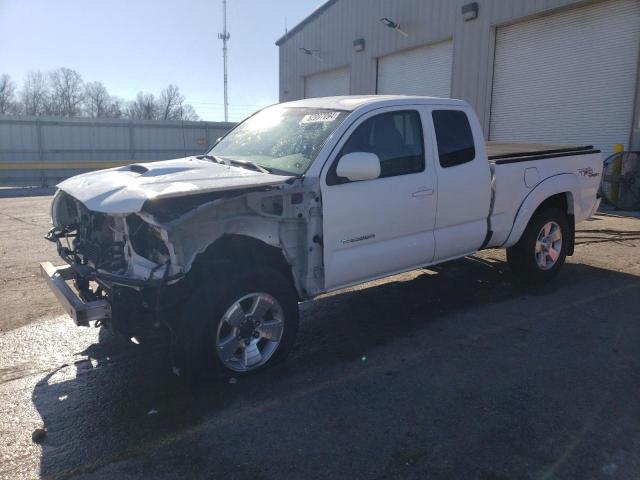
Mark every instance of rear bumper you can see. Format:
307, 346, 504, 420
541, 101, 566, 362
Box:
40, 261, 111, 326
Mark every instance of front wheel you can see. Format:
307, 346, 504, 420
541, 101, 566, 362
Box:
178, 266, 299, 378
507, 207, 569, 284
214, 291, 289, 373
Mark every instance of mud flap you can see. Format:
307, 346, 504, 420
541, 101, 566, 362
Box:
567, 214, 575, 256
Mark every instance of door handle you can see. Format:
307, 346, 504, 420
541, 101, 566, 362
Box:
412, 188, 434, 198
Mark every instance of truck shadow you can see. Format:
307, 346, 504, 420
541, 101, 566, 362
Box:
32, 255, 640, 478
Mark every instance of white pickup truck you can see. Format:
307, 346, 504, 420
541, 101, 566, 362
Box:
41, 95, 602, 376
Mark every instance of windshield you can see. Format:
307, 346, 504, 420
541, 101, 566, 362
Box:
209, 106, 349, 175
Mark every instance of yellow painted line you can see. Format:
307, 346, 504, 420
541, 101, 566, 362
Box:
0, 161, 131, 170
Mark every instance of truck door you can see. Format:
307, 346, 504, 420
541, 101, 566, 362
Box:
320, 107, 437, 290
427, 107, 492, 260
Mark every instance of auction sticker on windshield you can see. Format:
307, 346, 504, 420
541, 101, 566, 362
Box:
300, 112, 341, 124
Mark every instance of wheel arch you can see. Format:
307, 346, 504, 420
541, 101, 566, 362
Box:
502, 174, 578, 251
188, 234, 301, 300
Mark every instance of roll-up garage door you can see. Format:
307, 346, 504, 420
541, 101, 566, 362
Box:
377, 40, 453, 97
489, 0, 640, 154
304, 67, 350, 98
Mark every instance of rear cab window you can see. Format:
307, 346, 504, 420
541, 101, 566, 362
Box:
432, 110, 476, 168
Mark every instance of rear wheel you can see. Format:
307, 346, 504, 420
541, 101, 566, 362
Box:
507, 207, 569, 284
178, 266, 299, 379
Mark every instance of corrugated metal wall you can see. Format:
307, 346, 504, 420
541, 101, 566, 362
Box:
0, 116, 235, 186
278, 0, 640, 148
488, 0, 640, 154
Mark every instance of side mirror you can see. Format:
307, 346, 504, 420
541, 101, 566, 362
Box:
336, 152, 381, 182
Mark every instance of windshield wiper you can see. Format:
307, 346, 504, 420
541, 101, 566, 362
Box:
197, 154, 275, 174
227, 158, 271, 174
196, 154, 226, 164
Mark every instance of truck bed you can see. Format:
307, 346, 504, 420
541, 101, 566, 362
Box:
486, 142, 600, 164
485, 144, 602, 250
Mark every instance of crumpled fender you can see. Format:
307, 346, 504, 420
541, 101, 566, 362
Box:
502, 173, 578, 248
166, 213, 282, 271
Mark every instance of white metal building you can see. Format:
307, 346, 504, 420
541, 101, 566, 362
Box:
276, 0, 640, 154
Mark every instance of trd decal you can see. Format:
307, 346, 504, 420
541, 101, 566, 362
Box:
578, 167, 599, 178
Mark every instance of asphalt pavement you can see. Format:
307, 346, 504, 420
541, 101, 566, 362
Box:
1, 195, 639, 479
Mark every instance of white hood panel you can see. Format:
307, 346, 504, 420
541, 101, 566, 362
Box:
57, 158, 294, 214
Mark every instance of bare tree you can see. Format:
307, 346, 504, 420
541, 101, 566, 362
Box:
156, 84, 200, 120
0, 74, 18, 114
158, 84, 199, 120
21, 71, 50, 116
179, 104, 200, 121
158, 84, 184, 120
5, 68, 200, 121
49, 67, 84, 117
83, 81, 110, 117
104, 97, 124, 118
126, 92, 158, 120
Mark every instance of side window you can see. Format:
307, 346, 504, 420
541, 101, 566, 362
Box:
327, 110, 425, 185
432, 110, 476, 168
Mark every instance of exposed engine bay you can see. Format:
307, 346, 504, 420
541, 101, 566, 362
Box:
48, 190, 175, 283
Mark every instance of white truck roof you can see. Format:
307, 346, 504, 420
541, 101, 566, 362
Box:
280, 95, 469, 112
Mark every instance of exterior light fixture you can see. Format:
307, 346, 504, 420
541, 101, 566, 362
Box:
353, 38, 365, 52
299, 47, 323, 61
379, 17, 408, 37
461, 2, 479, 21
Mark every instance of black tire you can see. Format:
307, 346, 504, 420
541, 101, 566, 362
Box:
507, 207, 569, 284
176, 265, 299, 380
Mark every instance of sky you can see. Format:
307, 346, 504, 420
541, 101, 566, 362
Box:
0, 0, 321, 121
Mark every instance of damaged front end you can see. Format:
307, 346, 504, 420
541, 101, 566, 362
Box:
41, 175, 323, 339
43, 189, 185, 337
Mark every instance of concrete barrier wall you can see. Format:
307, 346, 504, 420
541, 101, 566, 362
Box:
0, 115, 236, 187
